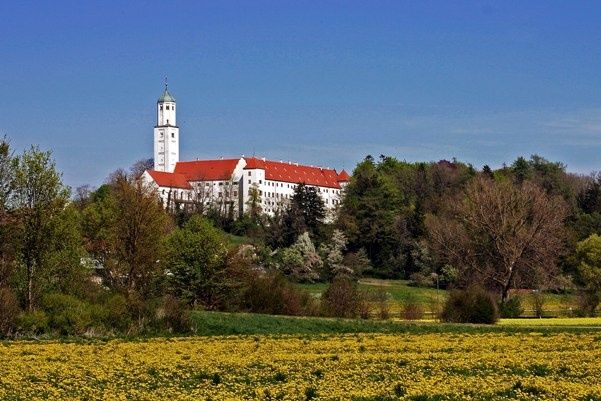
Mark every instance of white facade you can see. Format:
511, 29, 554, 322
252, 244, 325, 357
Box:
146, 85, 349, 220
153, 85, 179, 172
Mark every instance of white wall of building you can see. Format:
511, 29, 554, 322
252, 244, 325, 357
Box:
154, 95, 179, 173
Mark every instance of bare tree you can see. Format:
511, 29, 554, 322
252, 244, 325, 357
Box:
129, 158, 154, 179
426, 177, 567, 303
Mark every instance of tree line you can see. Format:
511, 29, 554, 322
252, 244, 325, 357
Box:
1, 137, 601, 336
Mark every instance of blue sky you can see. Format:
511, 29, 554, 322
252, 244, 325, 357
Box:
3, 1, 601, 189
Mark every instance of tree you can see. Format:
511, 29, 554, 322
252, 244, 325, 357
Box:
246, 184, 262, 220
11, 146, 71, 311
426, 177, 568, 303
129, 158, 154, 178
279, 232, 322, 283
575, 234, 601, 315
165, 216, 230, 309
292, 184, 325, 233
337, 157, 409, 277
0, 138, 16, 288
319, 229, 353, 280
83, 172, 171, 299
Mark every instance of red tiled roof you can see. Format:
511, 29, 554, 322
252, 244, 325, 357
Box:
337, 170, 350, 182
174, 159, 240, 181
147, 170, 192, 189
243, 157, 343, 189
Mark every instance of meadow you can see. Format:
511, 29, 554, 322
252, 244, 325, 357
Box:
2, 314, 601, 401
301, 279, 580, 318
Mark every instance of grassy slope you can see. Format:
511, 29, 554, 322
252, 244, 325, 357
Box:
191, 311, 601, 337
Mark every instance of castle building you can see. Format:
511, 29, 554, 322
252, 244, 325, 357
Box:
142, 85, 350, 218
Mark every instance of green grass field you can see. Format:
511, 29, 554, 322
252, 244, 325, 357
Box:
190, 311, 601, 337
301, 279, 581, 317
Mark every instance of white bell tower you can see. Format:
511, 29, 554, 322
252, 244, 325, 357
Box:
154, 80, 179, 172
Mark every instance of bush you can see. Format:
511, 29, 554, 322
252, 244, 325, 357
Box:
156, 295, 192, 333
402, 300, 425, 321
441, 287, 498, 324
576, 291, 599, 317
499, 296, 524, 318
0, 287, 19, 337
17, 310, 49, 335
42, 293, 93, 335
242, 271, 318, 316
100, 293, 132, 332
408, 272, 434, 288
531, 291, 545, 318
321, 277, 363, 318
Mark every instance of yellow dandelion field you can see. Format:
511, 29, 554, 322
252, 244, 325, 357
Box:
1, 332, 600, 401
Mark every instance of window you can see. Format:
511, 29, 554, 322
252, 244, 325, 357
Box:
233, 191, 237, 196
259, 180, 262, 184
171, 133, 174, 138
248, 171, 251, 176
248, 180, 251, 184
160, 105, 163, 110
166, 105, 170, 110
219, 182, 223, 186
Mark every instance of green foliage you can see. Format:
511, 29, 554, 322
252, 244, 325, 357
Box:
16, 310, 49, 334
279, 232, 322, 283
575, 234, 601, 315
82, 174, 170, 298
98, 293, 132, 332
319, 229, 353, 280
498, 296, 524, 318
165, 215, 230, 308
41, 293, 93, 335
264, 183, 326, 249
337, 157, 407, 277
441, 287, 499, 324
9, 145, 75, 311
290, 183, 325, 240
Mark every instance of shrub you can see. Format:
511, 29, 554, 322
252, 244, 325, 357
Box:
408, 272, 434, 288
402, 300, 425, 321
100, 293, 132, 332
499, 296, 524, 318
0, 287, 19, 337
321, 277, 363, 318
156, 295, 192, 333
575, 291, 599, 317
531, 291, 545, 318
17, 310, 49, 335
441, 287, 498, 324
241, 271, 318, 316
42, 293, 93, 335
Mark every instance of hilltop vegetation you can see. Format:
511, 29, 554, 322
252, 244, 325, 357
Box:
1, 136, 601, 337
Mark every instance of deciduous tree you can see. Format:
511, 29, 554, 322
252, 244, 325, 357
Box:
11, 146, 72, 310
426, 177, 567, 303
